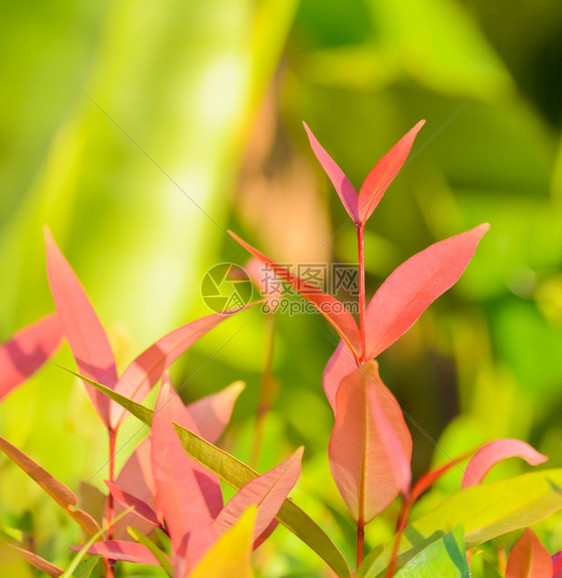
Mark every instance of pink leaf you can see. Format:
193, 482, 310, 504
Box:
111, 311, 241, 429
151, 376, 217, 574
303, 122, 359, 224
462, 439, 548, 489
357, 121, 425, 224
365, 224, 490, 359
105, 480, 160, 528
329, 362, 412, 523
44, 228, 118, 428
552, 551, 562, 577
0, 313, 63, 402
10, 544, 64, 577
322, 340, 358, 414
71, 540, 166, 565
506, 528, 552, 578
214, 448, 303, 542
187, 381, 245, 444
229, 231, 362, 360
0, 435, 100, 536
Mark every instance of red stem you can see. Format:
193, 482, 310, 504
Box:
105, 429, 117, 578
357, 223, 366, 364
357, 518, 365, 568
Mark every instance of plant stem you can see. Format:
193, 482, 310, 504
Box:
357, 224, 366, 363
357, 518, 365, 568
106, 429, 117, 578
250, 313, 276, 468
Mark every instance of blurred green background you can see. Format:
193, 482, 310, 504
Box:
1, 0, 562, 575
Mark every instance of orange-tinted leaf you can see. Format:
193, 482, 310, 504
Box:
229, 231, 362, 359
71, 540, 165, 565
365, 224, 489, 359
0, 313, 63, 402
506, 528, 552, 578
214, 447, 303, 542
111, 311, 241, 429
151, 377, 217, 574
0, 435, 100, 536
303, 122, 359, 225
44, 228, 117, 428
322, 340, 357, 414
357, 121, 425, 224
462, 439, 548, 489
10, 545, 64, 577
187, 381, 244, 444
329, 362, 412, 523
105, 480, 160, 528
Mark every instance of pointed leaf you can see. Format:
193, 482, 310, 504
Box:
187, 381, 245, 443
357, 121, 425, 224
329, 362, 412, 523
111, 309, 246, 429
151, 377, 217, 573
68, 556, 101, 578
365, 224, 489, 359
0, 313, 63, 401
0, 435, 100, 536
393, 526, 469, 577
190, 507, 256, 578
361, 469, 562, 577
9, 545, 64, 577
462, 439, 548, 489
303, 122, 359, 224
173, 425, 351, 577
44, 228, 117, 428
322, 340, 357, 414
70, 541, 163, 565
72, 370, 351, 576
105, 480, 160, 528
214, 447, 303, 541
127, 528, 173, 576
229, 231, 362, 359
506, 528, 552, 578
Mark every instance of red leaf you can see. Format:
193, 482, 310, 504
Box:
229, 231, 362, 359
187, 381, 244, 444
44, 228, 118, 428
462, 439, 548, 489
71, 540, 166, 565
10, 545, 64, 577
357, 121, 425, 224
303, 122, 359, 225
111, 311, 240, 429
151, 376, 217, 573
365, 224, 489, 359
0, 435, 100, 536
322, 340, 358, 414
214, 448, 303, 542
0, 313, 63, 402
552, 551, 562, 577
105, 480, 160, 528
506, 528, 552, 578
328, 362, 412, 523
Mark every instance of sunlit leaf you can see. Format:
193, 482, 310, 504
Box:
190, 507, 256, 578
105, 480, 160, 528
70, 556, 102, 578
329, 361, 412, 523
365, 224, 490, 359
322, 340, 357, 414
127, 527, 173, 576
0, 313, 63, 402
303, 122, 359, 225
0, 435, 100, 537
506, 528, 552, 578
71, 541, 162, 565
9, 545, 64, 577
462, 439, 548, 489
214, 447, 303, 541
357, 121, 425, 225
44, 227, 118, 428
229, 230, 362, 359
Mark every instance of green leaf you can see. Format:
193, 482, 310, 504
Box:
174, 425, 352, 577
75, 368, 351, 577
71, 556, 101, 578
359, 469, 562, 576
393, 526, 469, 577
128, 527, 173, 577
